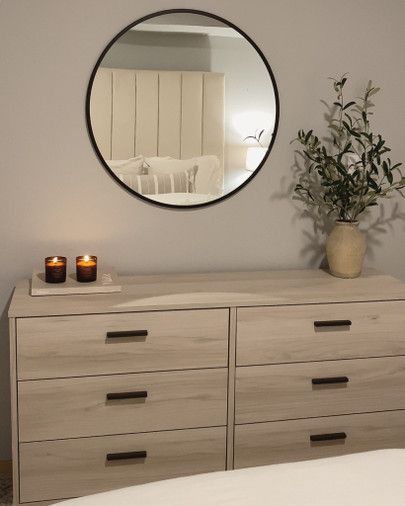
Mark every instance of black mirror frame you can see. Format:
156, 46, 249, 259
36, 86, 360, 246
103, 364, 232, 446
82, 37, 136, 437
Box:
85, 8, 280, 210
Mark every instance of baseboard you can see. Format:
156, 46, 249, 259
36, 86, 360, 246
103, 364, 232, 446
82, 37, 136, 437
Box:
0, 459, 12, 475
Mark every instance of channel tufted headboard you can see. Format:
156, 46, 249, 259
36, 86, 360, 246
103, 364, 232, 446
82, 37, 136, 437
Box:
90, 68, 225, 165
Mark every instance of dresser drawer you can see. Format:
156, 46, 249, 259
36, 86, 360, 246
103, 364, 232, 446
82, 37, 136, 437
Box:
19, 368, 228, 441
236, 356, 405, 424
17, 309, 228, 379
20, 427, 226, 503
237, 301, 405, 365
234, 411, 405, 468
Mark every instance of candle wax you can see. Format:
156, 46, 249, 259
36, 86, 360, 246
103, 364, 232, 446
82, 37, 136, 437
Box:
77, 260, 96, 267
47, 261, 65, 267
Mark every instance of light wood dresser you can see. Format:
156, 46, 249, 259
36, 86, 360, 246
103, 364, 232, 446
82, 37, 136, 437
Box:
9, 269, 405, 505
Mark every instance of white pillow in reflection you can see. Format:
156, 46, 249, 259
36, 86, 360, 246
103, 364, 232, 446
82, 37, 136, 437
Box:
144, 156, 171, 166
147, 155, 222, 196
192, 155, 222, 195
107, 156, 144, 176
121, 167, 198, 195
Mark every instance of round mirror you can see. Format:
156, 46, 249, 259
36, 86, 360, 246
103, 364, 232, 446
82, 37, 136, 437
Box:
86, 9, 279, 208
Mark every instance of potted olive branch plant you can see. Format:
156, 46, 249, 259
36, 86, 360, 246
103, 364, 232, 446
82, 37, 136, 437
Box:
293, 75, 405, 278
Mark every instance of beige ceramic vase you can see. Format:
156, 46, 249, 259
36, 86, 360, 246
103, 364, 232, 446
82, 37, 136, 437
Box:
326, 221, 366, 279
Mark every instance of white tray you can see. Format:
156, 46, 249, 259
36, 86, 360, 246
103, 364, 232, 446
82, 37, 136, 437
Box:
30, 268, 122, 296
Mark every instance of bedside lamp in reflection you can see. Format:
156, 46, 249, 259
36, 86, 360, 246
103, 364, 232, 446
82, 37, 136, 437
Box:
246, 146, 267, 172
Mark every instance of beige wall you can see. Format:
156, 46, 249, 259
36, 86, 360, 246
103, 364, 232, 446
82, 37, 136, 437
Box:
0, 0, 404, 458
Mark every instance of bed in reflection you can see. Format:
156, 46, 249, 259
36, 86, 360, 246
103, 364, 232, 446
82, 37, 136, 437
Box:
90, 68, 227, 205
106, 153, 223, 205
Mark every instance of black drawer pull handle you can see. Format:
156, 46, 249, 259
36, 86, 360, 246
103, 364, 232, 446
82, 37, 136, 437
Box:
314, 320, 352, 328
312, 376, 349, 385
106, 450, 147, 461
106, 330, 148, 339
106, 391, 148, 400
310, 432, 347, 442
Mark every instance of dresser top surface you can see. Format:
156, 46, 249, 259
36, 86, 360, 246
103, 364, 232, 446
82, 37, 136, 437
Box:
8, 268, 405, 318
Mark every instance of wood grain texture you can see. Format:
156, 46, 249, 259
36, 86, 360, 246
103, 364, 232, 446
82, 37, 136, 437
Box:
15, 501, 63, 506
20, 427, 226, 503
19, 368, 228, 441
226, 308, 237, 470
17, 309, 228, 379
234, 410, 405, 468
9, 319, 19, 504
236, 356, 405, 424
9, 269, 405, 318
237, 301, 405, 365
9, 268, 405, 506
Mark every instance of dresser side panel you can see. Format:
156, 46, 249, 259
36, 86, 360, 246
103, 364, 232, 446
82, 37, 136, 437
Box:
9, 318, 19, 505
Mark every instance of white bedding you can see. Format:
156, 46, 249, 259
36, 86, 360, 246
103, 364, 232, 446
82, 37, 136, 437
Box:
57, 450, 405, 506
149, 192, 219, 205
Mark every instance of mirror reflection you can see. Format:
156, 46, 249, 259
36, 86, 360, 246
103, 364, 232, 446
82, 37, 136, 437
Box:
88, 11, 278, 207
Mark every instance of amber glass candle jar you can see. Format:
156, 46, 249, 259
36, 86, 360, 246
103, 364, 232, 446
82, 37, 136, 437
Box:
45, 256, 67, 283
76, 255, 97, 282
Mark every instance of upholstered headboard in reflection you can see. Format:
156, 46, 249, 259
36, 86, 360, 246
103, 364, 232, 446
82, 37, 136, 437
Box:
90, 68, 225, 165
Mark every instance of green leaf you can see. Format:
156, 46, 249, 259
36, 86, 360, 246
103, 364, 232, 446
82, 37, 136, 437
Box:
344, 113, 353, 126
343, 101, 356, 110
355, 138, 366, 150
350, 129, 361, 138
257, 129, 265, 141
382, 161, 394, 184
367, 173, 379, 191
368, 87, 380, 96
304, 130, 313, 143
